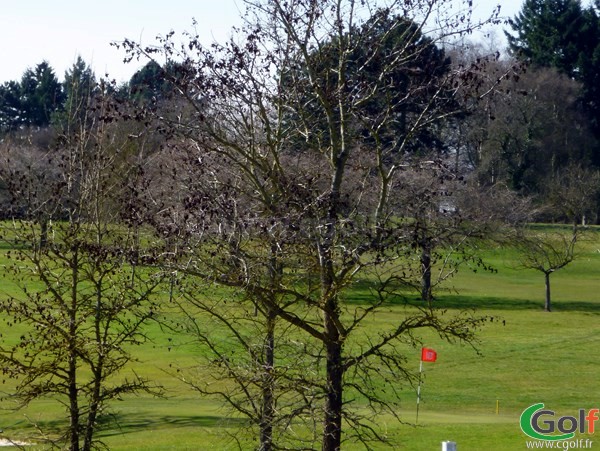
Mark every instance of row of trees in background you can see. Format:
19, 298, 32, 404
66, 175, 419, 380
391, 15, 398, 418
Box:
507, 0, 600, 139
500, 0, 600, 224
0, 91, 162, 450
0, 57, 167, 135
2, 3, 600, 223
0, 58, 93, 132
0, 0, 598, 449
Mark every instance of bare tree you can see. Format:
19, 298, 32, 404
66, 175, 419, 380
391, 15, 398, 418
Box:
517, 228, 578, 312
544, 163, 600, 227
168, 276, 323, 450
0, 130, 62, 248
141, 145, 325, 450
119, 1, 501, 448
391, 160, 531, 301
467, 65, 598, 197
0, 83, 163, 450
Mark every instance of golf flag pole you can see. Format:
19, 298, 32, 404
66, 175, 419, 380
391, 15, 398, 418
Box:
416, 359, 423, 424
416, 347, 437, 424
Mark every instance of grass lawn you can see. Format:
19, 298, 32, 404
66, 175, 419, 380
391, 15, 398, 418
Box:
0, 227, 598, 449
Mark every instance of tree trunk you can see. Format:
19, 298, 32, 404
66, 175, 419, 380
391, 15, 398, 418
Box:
68, 351, 80, 451
322, 299, 343, 451
259, 241, 283, 450
68, 250, 80, 451
83, 374, 102, 451
83, 283, 105, 451
321, 147, 345, 450
39, 218, 48, 250
259, 310, 276, 451
420, 239, 432, 302
544, 272, 552, 312
320, 240, 343, 450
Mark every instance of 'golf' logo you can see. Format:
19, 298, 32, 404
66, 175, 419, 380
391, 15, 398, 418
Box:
520, 403, 599, 441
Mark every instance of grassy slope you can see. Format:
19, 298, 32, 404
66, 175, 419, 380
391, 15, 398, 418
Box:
400, 229, 600, 450
0, 228, 598, 449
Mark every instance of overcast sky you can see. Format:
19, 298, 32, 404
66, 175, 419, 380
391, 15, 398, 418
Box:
0, 0, 524, 85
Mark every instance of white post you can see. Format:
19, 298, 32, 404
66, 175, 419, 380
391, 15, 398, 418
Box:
416, 359, 423, 424
441, 441, 457, 451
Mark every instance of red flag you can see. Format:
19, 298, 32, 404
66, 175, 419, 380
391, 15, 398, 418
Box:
421, 347, 437, 362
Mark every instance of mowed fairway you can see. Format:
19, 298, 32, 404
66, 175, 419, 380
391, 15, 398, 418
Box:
0, 227, 598, 450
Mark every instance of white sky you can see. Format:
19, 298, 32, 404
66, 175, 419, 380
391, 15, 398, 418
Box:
0, 0, 524, 85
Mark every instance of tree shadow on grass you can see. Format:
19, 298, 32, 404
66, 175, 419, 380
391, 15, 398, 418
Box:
343, 280, 600, 314
1, 413, 247, 446
0, 240, 32, 251
97, 413, 247, 438
431, 295, 600, 313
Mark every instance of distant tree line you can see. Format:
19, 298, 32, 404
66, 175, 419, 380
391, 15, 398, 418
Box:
507, 0, 600, 141
0, 57, 176, 134
1, 0, 598, 224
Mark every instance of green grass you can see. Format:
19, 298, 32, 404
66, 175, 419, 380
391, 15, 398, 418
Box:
0, 227, 599, 449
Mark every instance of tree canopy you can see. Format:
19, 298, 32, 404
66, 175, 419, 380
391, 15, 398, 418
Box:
19, 61, 65, 127
283, 10, 455, 156
506, 0, 586, 77
506, 0, 600, 152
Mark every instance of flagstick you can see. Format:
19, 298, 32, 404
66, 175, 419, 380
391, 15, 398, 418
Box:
416, 359, 423, 424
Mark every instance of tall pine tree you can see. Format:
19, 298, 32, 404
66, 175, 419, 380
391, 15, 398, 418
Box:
506, 0, 585, 77
578, 3, 600, 144
60, 56, 97, 132
506, 0, 600, 165
0, 81, 25, 132
19, 61, 65, 127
